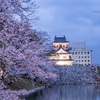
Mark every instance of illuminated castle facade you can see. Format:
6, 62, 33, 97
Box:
48, 36, 73, 65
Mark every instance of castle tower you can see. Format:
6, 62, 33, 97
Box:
52, 35, 69, 50
48, 36, 73, 65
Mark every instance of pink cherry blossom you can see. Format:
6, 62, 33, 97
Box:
0, 1, 57, 99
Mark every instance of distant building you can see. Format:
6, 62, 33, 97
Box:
73, 41, 85, 50
70, 42, 92, 65
47, 36, 73, 65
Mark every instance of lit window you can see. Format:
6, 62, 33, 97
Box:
76, 56, 77, 59
63, 56, 66, 58
0, 69, 3, 76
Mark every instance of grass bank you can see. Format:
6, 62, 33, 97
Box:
96, 66, 100, 76
2, 78, 48, 91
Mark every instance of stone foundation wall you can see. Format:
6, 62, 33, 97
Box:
54, 65, 100, 85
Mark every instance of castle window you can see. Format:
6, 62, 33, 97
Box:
59, 45, 62, 47
63, 56, 66, 58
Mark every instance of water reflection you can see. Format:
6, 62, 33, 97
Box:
25, 84, 100, 100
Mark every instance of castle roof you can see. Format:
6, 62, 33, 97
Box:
56, 47, 72, 54
54, 36, 69, 43
46, 47, 72, 56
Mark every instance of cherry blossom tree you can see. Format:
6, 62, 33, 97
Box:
0, 0, 57, 85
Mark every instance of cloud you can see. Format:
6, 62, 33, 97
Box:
34, 0, 100, 64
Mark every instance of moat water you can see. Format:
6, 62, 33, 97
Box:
23, 84, 100, 100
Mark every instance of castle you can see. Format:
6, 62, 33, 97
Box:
48, 36, 73, 65
48, 36, 92, 66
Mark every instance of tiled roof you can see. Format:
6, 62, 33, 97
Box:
54, 36, 69, 43
56, 47, 71, 53
56, 47, 67, 52
46, 48, 72, 56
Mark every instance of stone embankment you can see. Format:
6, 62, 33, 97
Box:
54, 65, 100, 85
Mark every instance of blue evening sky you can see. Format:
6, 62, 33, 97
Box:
33, 0, 100, 64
